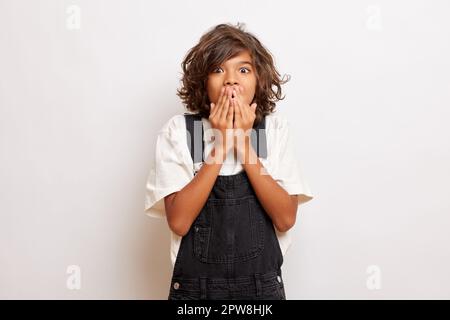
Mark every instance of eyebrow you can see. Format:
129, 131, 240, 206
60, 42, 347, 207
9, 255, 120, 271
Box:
220, 60, 253, 67
235, 61, 253, 66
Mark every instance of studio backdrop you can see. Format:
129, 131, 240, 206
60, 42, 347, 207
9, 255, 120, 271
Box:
1, 0, 449, 299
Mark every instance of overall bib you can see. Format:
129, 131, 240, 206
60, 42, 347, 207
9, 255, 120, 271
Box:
168, 113, 286, 300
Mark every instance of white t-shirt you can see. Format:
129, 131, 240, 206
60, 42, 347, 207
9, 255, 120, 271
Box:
144, 111, 314, 267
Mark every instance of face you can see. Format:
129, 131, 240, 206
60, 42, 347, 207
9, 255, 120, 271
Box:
206, 50, 257, 107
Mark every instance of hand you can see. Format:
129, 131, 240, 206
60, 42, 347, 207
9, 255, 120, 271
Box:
209, 86, 235, 161
231, 85, 257, 156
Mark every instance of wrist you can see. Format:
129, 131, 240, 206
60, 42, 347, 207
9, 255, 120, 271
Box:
236, 136, 251, 159
212, 140, 230, 163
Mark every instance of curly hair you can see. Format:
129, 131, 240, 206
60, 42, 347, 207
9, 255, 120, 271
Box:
176, 22, 290, 127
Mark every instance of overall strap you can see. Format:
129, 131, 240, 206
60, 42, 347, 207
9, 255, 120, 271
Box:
251, 116, 267, 158
184, 113, 204, 164
184, 113, 268, 165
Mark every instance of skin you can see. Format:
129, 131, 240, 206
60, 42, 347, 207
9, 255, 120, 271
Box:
164, 50, 298, 237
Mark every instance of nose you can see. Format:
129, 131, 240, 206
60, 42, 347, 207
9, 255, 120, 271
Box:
224, 74, 238, 88
225, 80, 238, 86
224, 81, 239, 94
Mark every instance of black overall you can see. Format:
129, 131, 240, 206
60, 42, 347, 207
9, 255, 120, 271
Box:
168, 113, 286, 300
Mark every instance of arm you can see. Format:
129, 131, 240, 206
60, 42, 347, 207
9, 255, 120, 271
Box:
239, 136, 298, 233
164, 144, 227, 237
164, 86, 235, 236
230, 86, 298, 232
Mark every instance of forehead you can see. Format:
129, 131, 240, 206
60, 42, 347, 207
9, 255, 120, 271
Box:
222, 50, 253, 65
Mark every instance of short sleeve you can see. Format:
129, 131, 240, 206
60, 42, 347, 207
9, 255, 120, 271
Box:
270, 116, 314, 206
144, 115, 194, 218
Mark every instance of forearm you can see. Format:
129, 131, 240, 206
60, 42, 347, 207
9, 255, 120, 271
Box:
166, 144, 226, 236
240, 138, 297, 232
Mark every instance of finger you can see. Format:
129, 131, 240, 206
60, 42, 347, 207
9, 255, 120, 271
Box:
237, 85, 244, 100
210, 102, 216, 117
228, 86, 233, 101
211, 101, 222, 120
233, 89, 246, 120
220, 93, 230, 120
233, 94, 242, 120
233, 88, 244, 107
219, 86, 231, 113
227, 98, 234, 124
239, 100, 246, 126
211, 87, 226, 118
232, 99, 237, 126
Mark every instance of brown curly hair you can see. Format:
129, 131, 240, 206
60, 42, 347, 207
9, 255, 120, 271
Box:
176, 22, 290, 127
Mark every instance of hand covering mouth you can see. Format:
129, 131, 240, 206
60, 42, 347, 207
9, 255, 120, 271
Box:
231, 86, 239, 98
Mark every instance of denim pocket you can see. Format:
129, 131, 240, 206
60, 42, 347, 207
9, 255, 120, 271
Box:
193, 196, 264, 264
193, 225, 211, 261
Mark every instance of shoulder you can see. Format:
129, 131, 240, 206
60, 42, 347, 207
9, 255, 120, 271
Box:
154, 114, 193, 160
158, 114, 187, 135
265, 112, 290, 132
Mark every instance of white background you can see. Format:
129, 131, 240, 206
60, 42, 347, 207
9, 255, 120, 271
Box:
1, 0, 449, 299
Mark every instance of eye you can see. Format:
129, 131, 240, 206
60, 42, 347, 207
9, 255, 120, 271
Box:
212, 67, 223, 73
240, 67, 250, 73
